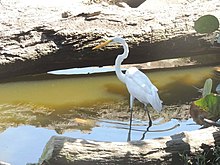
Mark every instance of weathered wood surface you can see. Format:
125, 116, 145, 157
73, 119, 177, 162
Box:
0, 0, 220, 79
39, 126, 220, 165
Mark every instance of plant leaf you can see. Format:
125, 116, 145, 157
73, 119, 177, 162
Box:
194, 94, 220, 118
202, 78, 212, 97
194, 15, 219, 34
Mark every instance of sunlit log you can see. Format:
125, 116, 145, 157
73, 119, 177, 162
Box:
39, 126, 220, 164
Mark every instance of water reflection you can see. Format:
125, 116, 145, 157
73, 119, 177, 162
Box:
0, 126, 58, 165
0, 118, 201, 164
47, 66, 124, 75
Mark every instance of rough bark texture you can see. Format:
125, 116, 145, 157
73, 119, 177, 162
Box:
39, 126, 220, 165
0, 0, 220, 79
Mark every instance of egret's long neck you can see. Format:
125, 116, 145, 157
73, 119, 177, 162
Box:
115, 42, 129, 83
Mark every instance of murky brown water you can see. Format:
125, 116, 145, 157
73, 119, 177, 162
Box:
0, 66, 217, 109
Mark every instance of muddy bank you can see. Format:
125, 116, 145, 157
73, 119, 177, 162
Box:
0, 0, 220, 79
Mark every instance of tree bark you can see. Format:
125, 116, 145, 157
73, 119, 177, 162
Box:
39, 126, 220, 165
0, 0, 220, 79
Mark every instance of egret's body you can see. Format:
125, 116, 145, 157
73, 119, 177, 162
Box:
93, 37, 162, 140
124, 67, 162, 111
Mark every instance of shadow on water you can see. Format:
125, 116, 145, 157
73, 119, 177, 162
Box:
161, 74, 201, 104
0, 65, 219, 164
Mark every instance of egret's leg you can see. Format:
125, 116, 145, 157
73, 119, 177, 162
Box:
127, 95, 134, 142
140, 105, 152, 140
145, 106, 152, 130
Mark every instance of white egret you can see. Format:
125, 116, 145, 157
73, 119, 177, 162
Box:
93, 37, 163, 140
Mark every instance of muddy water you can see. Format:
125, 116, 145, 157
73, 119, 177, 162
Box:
0, 66, 217, 108
0, 74, 126, 109
0, 65, 219, 165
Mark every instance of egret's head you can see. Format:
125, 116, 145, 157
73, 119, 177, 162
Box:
92, 37, 126, 50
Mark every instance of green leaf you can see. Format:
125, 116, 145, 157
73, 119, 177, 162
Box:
202, 78, 212, 97
194, 94, 220, 118
194, 15, 219, 34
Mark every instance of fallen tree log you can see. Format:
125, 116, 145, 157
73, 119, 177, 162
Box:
39, 126, 220, 165
0, 0, 220, 79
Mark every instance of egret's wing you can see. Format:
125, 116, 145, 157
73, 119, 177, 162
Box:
125, 67, 162, 112
146, 86, 163, 112
126, 68, 157, 94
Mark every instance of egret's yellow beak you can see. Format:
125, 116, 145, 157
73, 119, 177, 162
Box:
92, 39, 112, 50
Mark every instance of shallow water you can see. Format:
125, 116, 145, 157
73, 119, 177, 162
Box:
0, 65, 219, 164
